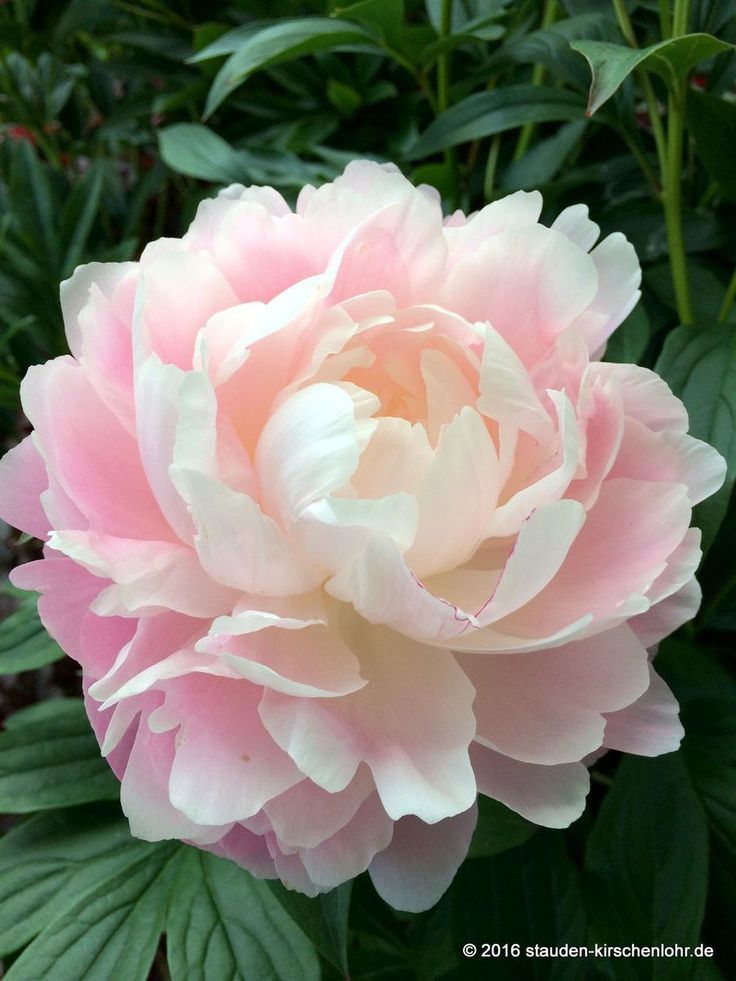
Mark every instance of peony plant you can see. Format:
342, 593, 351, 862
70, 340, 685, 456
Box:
0, 161, 725, 913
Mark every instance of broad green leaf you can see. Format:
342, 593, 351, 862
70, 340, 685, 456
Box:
332, 0, 405, 41
4, 698, 83, 730
500, 119, 586, 192
158, 123, 251, 183
452, 833, 586, 979
188, 21, 274, 63
604, 304, 651, 365
204, 18, 376, 118
0, 593, 63, 673
467, 795, 536, 858
6, 840, 180, 981
586, 754, 709, 978
407, 86, 585, 158
571, 34, 733, 115
60, 162, 105, 278
0, 804, 148, 957
688, 90, 736, 199
267, 880, 351, 975
655, 324, 736, 551
167, 849, 320, 980
0, 699, 118, 811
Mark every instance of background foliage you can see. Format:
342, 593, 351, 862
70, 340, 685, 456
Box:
1, 0, 735, 978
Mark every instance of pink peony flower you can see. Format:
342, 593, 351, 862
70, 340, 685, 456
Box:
0, 161, 725, 911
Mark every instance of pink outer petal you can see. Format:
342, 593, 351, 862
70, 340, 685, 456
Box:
200, 612, 366, 699
631, 577, 702, 648
0, 436, 50, 538
264, 766, 375, 850
603, 666, 683, 756
259, 626, 477, 824
201, 824, 278, 880
299, 792, 394, 890
609, 418, 726, 506
444, 190, 543, 264
149, 674, 304, 825
572, 233, 641, 353
10, 556, 135, 677
498, 478, 692, 637
442, 224, 597, 365
121, 721, 227, 844
368, 803, 477, 913
587, 363, 689, 433
21, 359, 173, 541
463, 624, 650, 765
471, 742, 589, 828
134, 248, 238, 369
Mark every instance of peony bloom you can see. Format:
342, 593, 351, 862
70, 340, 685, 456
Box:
0, 161, 725, 911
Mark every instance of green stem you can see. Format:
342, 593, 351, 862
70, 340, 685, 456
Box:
611, 0, 667, 176
483, 135, 502, 200
512, 0, 557, 162
718, 266, 736, 322
617, 124, 661, 198
437, 0, 453, 113
659, 0, 672, 35
672, 0, 690, 36
437, 0, 459, 206
664, 86, 693, 323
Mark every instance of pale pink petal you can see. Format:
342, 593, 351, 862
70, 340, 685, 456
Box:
444, 189, 543, 265
588, 363, 689, 433
551, 203, 600, 252
472, 742, 589, 828
198, 612, 366, 699
610, 418, 726, 505
47, 530, 236, 618
175, 469, 322, 595
0, 436, 49, 538
300, 792, 394, 890
264, 766, 375, 849
443, 225, 598, 364
121, 723, 227, 843
21, 360, 172, 541
153, 674, 304, 825
134, 248, 238, 368
369, 804, 477, 913
603, 667, 683, 755
631, 577, 702, 648
260, 627, 477, 823
464, 625, 649, 765
407, 407, 500, 578
573, 233, 641, 352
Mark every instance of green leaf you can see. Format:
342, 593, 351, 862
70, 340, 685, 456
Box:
167, 849, 320, 980
655, 324, 736, 551
604, 304, 652, 365
6, 839, 180, 981
452, 832, 586, 978
467, 795, 536, 859
59, 162, 105, 278
188, 21, 274, 63
158, 123, 251, 183
0, 804, 148, 957
585, 754, 709, 974
500, 119, 587, 192
406, 86, 585, 159
688, 90, 736, 200
4, 698, 84, 730
0, 699, 119, 811
203, 18, 376, 118
267, 881, 351, 975
0, 593, 64, 673
571, 34, 734, 115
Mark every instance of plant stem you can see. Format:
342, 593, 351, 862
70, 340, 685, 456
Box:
437, 0, 453, 113
483, 134, 501, 200
437, 0, 459, 206
659, 0, 672, 35
664, 86, 694, 323
672, 0, 690, 36
512, 0, 557, 162
611, 0, 667, 176
617, 124, 661, 198
718, 267, 736, 322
